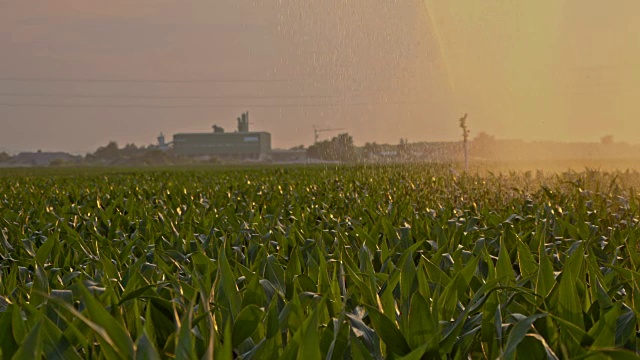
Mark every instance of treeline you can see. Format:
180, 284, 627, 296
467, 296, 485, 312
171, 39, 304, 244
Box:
4, 132, 640, 167
0, 142, 186, 167
306, 133, 357, 162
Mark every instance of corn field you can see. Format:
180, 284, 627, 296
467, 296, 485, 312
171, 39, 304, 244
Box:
1, 165, 639, 359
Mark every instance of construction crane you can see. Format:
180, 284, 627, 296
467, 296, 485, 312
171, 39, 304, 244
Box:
313, 126, 346, 144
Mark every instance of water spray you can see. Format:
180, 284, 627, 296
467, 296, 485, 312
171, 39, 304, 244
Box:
420, 0, 459, 105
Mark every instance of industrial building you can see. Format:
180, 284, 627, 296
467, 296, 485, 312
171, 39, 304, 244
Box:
172, 112, 271, 159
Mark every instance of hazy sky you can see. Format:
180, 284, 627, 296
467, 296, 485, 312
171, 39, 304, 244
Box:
1, 1, 639, 153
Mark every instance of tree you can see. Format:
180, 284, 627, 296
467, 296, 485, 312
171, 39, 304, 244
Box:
307, 133, 356, 162
93, 141, 120, 160
0, 152, 10, 163
333, 133, 356, 161
472, 132, 495, 158
363, 142, 381, 158
600, 135, 614, 145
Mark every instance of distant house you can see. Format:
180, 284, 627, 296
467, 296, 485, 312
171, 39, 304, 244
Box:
9, 151, 81, 167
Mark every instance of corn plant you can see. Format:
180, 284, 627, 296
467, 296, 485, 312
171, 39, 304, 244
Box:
0, 165, 639, 359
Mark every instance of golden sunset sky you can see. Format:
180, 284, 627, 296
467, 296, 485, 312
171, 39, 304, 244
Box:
1, 1, 638, 153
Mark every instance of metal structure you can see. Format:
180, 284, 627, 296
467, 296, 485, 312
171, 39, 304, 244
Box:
173, 112, 271, 159
157, 133, 171, 151
313, 126, 346, 144
459, 113, 470, 171
237, 112, 250, 133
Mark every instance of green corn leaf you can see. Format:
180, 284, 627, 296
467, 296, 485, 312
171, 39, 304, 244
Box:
135, 331, 161, 360
11, 318, 43, 360
35, 235, 56, 265
77, 283, 134, 359
406, 292, 439, 354
363, 305, 411, 357
396, 343, 429, 360
589, 305, 620, 349
0, 308, 19, 359
503, 313, 547, 360
232, 304, 263, 348
496, 237, 516, 286
175, 300, 196, 360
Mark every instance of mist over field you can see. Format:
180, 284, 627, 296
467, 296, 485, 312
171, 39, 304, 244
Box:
0, 1, 638, 155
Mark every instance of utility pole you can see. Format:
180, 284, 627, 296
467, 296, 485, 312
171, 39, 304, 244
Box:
459, 113, 470, 171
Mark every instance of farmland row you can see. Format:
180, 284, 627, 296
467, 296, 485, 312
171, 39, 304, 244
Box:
0, 166, 639, 358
